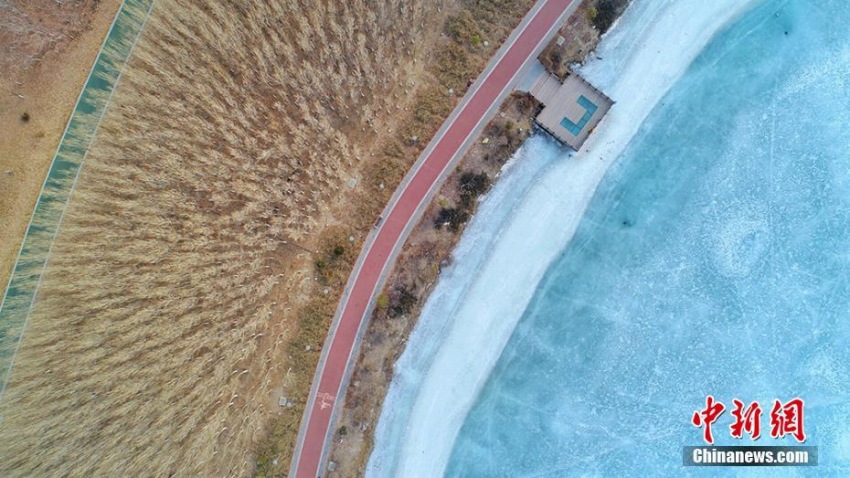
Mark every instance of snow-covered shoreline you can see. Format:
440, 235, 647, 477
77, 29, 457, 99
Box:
367, 1, 760, 476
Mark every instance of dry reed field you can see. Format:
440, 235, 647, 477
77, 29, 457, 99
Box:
0, 0, 450, 475
0, 0, 120, 302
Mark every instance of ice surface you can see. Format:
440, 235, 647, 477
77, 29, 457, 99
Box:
366, 0, 762, 476
447, 0, 850, 476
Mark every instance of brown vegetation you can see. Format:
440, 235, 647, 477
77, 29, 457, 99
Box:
538, 0, 631, 80
256, 2, 539, 475
0, 0, 438, 475
0, 0, 121, 303
328, 92, 539, 477
0, 0, 541, 477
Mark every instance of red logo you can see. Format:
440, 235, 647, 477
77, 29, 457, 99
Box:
769, 398, 806, 443
692, 395, 725, 444
730, 399, 762, 440
692, 397, 806, 444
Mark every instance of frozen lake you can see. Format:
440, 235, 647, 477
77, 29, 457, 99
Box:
370, 0, 850, 476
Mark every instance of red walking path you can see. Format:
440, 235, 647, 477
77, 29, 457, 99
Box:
290, 0, 576, 475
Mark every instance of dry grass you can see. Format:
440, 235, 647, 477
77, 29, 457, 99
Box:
0, 0, 120, 307
0, 0, 450, 475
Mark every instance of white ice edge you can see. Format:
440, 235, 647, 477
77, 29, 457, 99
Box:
367, 0, 760, 476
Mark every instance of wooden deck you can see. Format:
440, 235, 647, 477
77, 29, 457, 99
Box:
528, 62, 613, 150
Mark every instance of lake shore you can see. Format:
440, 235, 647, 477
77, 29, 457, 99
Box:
365, 0, 760, 476
325, 1, 620, 476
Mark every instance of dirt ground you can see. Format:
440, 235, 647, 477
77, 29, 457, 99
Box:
0, 0, 122, 295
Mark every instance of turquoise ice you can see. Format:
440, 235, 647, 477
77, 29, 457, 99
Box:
446, 0, 850, 476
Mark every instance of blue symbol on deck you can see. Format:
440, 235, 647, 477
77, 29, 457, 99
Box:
560, 95, 598, 136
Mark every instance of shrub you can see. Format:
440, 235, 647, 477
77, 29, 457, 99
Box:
376, 293, 389, 309
593, 0, 623, 34
433, 207, 469, 231
445, 10, 481, 47
389, 286, 417, 318
458, 172, 489, 208
434, 42, 473, 91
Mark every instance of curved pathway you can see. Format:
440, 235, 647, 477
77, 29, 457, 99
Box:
290, 0, 578, 475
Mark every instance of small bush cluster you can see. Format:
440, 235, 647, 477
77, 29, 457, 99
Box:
445, 10, 482, 48
433, 206, 469, 231
388, 285, 417, 318
433, 170, 490, 232
459, 172, 489, 207
315, 229, 357, 287
592, 0, 627, 34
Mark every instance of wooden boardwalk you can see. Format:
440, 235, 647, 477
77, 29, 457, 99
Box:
528, 63, 613, 150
